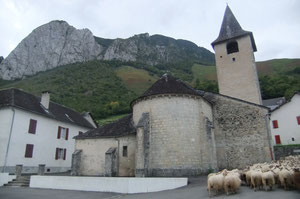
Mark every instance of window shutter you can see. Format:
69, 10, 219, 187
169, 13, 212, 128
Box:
57, 126, 61, 139
28, 119, 37, 134
55, 148, 59, 160
275, 135, 281, 144
63, 149, 66, 160
25, 144, 34, 158
65, 128, 69, 140
272, 120, 279, 128
297, 116, 300, 125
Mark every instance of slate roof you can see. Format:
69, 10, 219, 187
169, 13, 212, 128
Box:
211, 5, 257, 52
271, 92, 300, 112
262, 97, 286, 111
0, 88, 95, 129
74, 114, 135, 139
131, 74, 211, 106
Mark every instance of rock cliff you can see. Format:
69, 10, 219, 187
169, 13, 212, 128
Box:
0, 21, 214, 80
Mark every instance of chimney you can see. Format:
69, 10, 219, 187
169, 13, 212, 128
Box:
41, 91, 50, 109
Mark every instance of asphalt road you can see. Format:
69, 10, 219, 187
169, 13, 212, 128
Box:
0, 177, 299, 199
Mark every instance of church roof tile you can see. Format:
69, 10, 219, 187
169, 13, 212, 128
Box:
211, 5, 257, 51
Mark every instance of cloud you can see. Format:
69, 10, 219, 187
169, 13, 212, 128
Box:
0, 0, 299, 61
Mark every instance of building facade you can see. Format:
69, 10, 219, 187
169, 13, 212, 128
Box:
270, 93, 300, 145
211, 6, 262, 105
0, 88, 96, 173
72, 6, 273, 177
73, 75, 272, 177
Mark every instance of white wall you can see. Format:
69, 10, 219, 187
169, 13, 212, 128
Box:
0, 108, 14, 168
75, 135, 136, 176
0, 173, 16, 186
271, 94, 300, 145
76, 138, 117, 176
1, 107, 90, 173
30, 176, 188, 193
133, 95, 214, 171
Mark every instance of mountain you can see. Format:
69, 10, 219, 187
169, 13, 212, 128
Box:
0, 20, 215, 80
1, 59, 299, 122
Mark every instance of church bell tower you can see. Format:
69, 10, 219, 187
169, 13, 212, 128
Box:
212, 6, 262, 105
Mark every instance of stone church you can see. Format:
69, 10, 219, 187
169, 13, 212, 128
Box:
72, 6, 273, 177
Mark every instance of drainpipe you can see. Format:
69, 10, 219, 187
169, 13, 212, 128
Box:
3, 108, 16, 172
114, 138, 120, 176
264, 112, 274, 160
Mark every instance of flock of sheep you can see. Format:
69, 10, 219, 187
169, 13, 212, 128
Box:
207, 155, 300, 197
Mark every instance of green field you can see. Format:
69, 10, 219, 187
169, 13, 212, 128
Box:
115, 66, 159, 95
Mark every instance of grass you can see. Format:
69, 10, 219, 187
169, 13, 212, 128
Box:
191, 63, 217, 83
97, 113, 129, 126
257, 59, 300, 76
115, 65, 158, 95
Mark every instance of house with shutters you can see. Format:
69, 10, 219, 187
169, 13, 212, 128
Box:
0, 88, 97, 174
270, 93, 300, 145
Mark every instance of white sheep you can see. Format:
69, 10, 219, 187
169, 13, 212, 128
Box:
244, 170, 253, 187
270, 166, 280, 184
278, 168, 294, 190
251, 170, 263, 191
207, 172, 225, 197
224, 173, 242, 195
261, 171, 275, 191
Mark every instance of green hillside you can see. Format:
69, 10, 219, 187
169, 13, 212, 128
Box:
0, 61, 138, 119
1, 59, 300, 122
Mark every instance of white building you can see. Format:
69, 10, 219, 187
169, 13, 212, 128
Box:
0, 88, 96, 174
270, 93, 300, 145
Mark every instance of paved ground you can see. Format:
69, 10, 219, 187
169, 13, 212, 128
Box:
0, 177, 299, 199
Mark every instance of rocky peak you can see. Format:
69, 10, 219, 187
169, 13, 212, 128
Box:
0, 56, 3, 64
0, 20, 103, 80
0, 21, 214, 80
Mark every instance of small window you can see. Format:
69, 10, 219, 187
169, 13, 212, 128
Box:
272, 120, 279, 129
57, 126, 69, 140
232, 57, 236, 62
55, 148, 66, 160
292, 138, 295, 141
226, 41, 239, 54
28, 119, 37, 134
275, 135, 281, 144
123, 146, 128, 157
297, 116, 300, 125
25, 144, 34, 158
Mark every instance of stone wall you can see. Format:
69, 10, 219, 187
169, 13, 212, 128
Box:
117, 135, 136, 176
133, 94, 216, 176
74, 135, 136, 176
209, 94, 272, 169
274, 145, 300, 160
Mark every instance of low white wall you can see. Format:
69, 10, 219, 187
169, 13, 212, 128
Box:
0, 173, 16, 186
30, 176, 188, 193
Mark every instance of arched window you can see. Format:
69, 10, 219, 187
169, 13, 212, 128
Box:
226, 41, 239, 54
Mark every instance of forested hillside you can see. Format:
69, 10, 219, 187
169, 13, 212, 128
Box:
0, 59, 299, 122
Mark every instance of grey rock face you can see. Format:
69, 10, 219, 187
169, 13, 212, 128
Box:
0, 21, 103, 80
0, 21, 215, 80
0, 56, 3, 64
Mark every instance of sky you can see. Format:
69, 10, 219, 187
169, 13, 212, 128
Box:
0, 0, 299, 61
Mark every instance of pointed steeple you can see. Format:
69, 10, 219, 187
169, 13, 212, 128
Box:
211, 5, 257, 51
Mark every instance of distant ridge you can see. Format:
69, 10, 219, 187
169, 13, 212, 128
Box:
0, 20, 214, 80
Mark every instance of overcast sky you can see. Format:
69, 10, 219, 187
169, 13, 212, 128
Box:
0, 0, 299, 61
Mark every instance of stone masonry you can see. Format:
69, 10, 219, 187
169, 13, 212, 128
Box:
133, 94, 217, 176
204, 93, 272, 169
